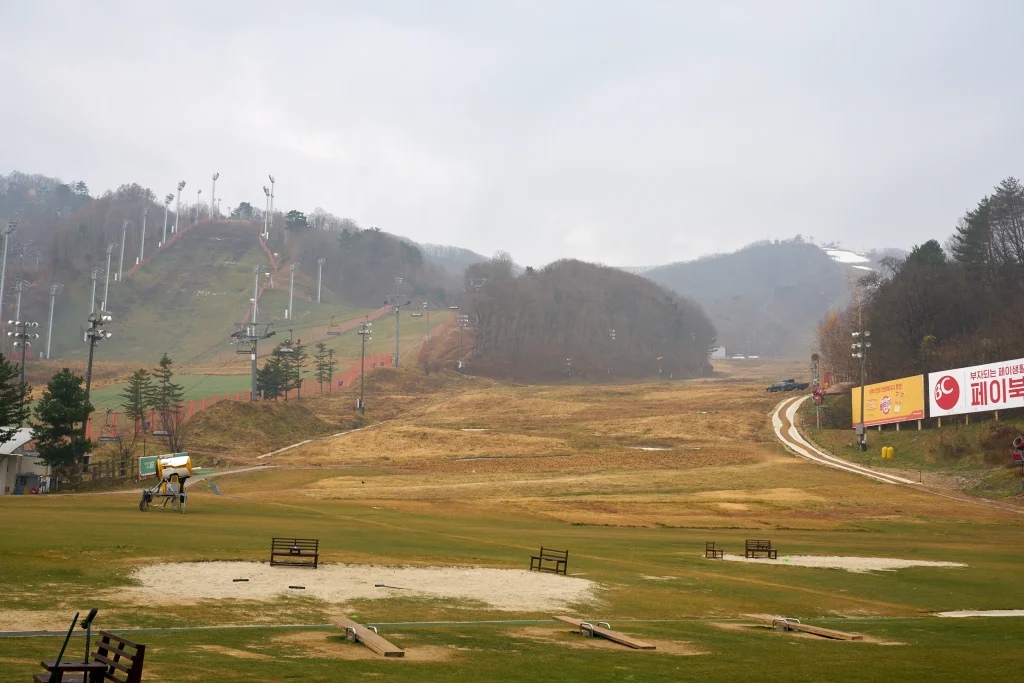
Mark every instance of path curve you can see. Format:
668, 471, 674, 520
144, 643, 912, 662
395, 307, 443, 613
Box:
772, 395, 1024, 515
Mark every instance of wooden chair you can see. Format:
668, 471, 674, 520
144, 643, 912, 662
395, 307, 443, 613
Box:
705, 541, 724, 559
36, 631, 145, 683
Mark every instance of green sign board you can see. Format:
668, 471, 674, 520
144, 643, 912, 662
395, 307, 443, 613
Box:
138, 455, 158, 478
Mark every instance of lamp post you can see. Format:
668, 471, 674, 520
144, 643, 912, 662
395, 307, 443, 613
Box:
288, 262, 300, 319
89, 268, 102, 314
210, 173, 219, 218
174, 181, 185, 234
252, 265, 263, 324
195, 189, 202, 223
357, 321, 371, 414
852, 327, 871, 451
162, 193, 173, 244
8, 320, 39, 387
316, 257, 326, 303
82, 311, 113, 459
46, 283, 63, 359
457, 314, 470, 371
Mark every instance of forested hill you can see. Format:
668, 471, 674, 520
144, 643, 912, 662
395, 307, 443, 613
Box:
644, 239, 848, 359
460, 256, 716, 380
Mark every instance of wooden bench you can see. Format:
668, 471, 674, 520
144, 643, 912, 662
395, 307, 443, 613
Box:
36, 631, 146, 683
270, 537, 319, 568
745, 539, 778, 559
530, 547, 568, 575
705, 541, 723, 559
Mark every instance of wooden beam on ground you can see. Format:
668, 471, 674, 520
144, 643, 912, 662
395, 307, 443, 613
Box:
553, 616, 656, 650
741, 614, 863, 641
330, 616, 405, 657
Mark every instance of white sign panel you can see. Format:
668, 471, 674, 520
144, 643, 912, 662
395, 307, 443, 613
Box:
928, 358, 1024, 417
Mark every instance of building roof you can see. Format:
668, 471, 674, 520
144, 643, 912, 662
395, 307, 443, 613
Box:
0, 428, 35, 455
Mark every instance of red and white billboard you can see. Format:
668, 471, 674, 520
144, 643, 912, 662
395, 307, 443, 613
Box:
928, 359, 1024, 417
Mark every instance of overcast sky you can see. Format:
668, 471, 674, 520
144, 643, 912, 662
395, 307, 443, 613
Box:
3, 1, 1021, 267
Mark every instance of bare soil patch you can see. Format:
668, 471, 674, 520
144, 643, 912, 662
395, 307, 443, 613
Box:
936, 610, 1024, 618
717, 554, 966, 574
194, 645, 272, 660
126, 562, 597, 612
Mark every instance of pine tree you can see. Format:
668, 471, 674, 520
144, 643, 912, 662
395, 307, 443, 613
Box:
0, 352, 29, 446
326, 348, 337, 390
257, 354, 288, 400
33, 368, 92, 467
151, 354, 187, 452
290, 341, 308, 400
116, 368, 154, 460
313, 342, 329, 392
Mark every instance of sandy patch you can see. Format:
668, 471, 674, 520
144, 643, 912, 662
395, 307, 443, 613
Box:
195, 645, 272, 660
273, 631, 452, 661
127, 562, 597, 612
0, 610, 78, 632
717, 554, 966, 574
936, 610, 1024, 618
509, 626, 704, 655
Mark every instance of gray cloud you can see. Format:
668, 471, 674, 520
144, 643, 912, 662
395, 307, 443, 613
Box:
3, 1, 1021, 266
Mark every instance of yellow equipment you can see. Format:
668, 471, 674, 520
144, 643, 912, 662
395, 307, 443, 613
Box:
139, 454, 192, 513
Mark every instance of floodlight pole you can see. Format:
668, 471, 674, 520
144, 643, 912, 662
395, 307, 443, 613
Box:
195, 189, 202, 223
139, 207, 148, 264
46, 283, 62, 359
211, 173, 219, 218
0, 221, 15, 332
82, 311, 113, 457
262, 186, 270, 239
851, 306, 871, 452
288, 262, 299, 319
268, 175, 276, 242
316, 257, 325, 303
89, 269, 101, 314
102, 243, 116, 310
162, 194, 173, 244
175, 181, 185, 234
13, 280, 27, 323
252, 265, 262, 324
357, 321, 371, 414
118, 221, 128, 281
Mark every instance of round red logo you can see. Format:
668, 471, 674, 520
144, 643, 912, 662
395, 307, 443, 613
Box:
880, 395, 892, 414
934, 375, 959, 411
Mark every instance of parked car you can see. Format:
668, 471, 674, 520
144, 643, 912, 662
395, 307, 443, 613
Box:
766, 379, 810, 392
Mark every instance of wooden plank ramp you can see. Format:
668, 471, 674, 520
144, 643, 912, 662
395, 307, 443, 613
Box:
553, 616, 656, 650
330, 616, 405, 657
742, 614, 863, 641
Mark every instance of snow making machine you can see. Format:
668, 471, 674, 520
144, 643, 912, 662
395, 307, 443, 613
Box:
139, 454, 192, 513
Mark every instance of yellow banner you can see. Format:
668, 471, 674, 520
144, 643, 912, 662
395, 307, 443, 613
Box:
851, 375, 925, 426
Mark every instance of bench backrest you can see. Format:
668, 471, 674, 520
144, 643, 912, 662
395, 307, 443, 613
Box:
272, 538, 319, 551
745, 540, 772, 550
706, 541, 717, 549
538, 547, 568, 560
92, 631, 145, 683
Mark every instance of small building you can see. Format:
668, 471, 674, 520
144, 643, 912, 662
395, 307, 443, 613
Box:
710, 347, 726, 360
0, 428, 48, 495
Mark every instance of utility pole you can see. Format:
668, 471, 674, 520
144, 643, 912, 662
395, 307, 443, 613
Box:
139, 207, 148, 264
357, 321, 371, 414
392, 277, 404, 366
118, 221, 128, 281
174, 181, 185, 234
852, 309, 871, 452
89, 269, 102, 313
252, 265, 263, 323
0, 220, 16, 331
210, 173, 219, 218
162, 193, 173, 245
316, 257, 325, 303
288, 262, 300, 319
8, 320, 39, 424
46, 283, 63, 359
12, 280, 29, 323
102, 243, 116, 310
262, 186, 270, 239
195, 189, 202, 223
232, 323, 275, 402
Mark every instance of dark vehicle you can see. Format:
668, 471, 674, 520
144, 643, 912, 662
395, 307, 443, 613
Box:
766, 379, 810, 393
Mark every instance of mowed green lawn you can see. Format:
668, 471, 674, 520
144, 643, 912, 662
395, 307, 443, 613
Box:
1, 474, 1022, 682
